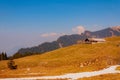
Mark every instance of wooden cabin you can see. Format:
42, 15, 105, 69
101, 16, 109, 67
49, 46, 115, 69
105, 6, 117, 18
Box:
85, 38, 106, 44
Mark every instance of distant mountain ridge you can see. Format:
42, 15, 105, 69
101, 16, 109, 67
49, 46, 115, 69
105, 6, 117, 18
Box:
13, 26, 120, 58
84, 26, 120, 38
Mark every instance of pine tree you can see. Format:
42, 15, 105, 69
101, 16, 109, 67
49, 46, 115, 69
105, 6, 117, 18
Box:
0, 53, 1, 61
4, 52, 8, 60
1, 52, 4, 60
0, 52, 8, 60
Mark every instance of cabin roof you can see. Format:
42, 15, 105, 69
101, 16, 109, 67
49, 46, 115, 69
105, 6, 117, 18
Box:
87, 38, 106, 42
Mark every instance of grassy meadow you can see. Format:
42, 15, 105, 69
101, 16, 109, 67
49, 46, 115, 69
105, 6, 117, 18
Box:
0, 36, 120, 78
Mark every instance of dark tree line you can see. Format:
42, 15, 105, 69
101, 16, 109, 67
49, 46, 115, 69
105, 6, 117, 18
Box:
12, 52, 34, 59
0, 52, 8, 61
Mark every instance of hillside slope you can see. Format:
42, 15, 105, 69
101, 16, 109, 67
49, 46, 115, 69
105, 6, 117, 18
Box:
14, 26, 120, 58
0, 36, 120, 78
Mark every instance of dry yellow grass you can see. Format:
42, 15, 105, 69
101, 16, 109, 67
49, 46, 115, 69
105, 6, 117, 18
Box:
116, 66, 120, 71
0, 36, 120, 78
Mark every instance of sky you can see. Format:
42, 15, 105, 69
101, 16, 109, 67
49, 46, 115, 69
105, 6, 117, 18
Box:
0, 0, 120, 55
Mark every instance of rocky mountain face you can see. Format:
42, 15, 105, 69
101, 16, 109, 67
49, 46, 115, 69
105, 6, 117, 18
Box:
13, 34, 85, 58
13, 26, 120, 58
84, 26, 120, 38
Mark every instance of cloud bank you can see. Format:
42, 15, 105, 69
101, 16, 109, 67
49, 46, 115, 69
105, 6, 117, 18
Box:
41, 26, 85, 38
72, 26, 85, 34
41, 33, 58, 37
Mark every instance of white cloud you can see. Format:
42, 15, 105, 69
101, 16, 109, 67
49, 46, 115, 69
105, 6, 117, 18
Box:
41, 32, 66, 38
41, 33, 58, 37
72, 26, 85, 34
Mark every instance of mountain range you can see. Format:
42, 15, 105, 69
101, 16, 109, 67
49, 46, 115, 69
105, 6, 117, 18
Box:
13, 26, 120, 58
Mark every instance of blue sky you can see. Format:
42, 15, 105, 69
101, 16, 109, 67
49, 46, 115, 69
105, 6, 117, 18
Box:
0, 0, 120, 55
